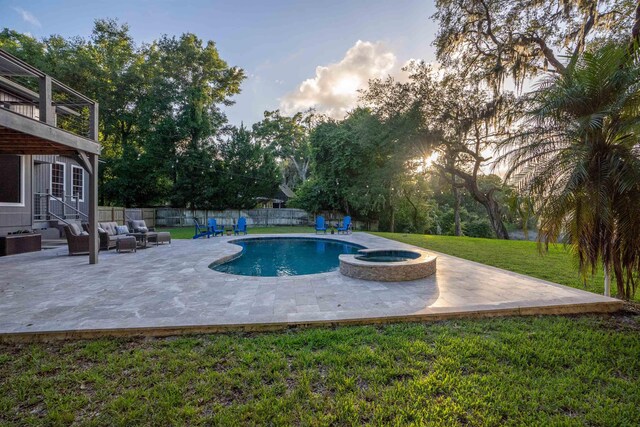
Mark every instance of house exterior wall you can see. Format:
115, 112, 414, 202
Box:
33, 155, 89, 215
0, 155, 89, 235
0, 155, 33, 235
0, 90, 38, 120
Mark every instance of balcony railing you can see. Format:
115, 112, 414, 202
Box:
0, 49, 98, 142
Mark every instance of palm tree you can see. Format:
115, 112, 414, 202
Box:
501, 43, 640, 300
506, 191, 535, 241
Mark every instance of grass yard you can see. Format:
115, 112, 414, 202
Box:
373, 232, 639, 302
6, 228, 635, 424
1, 315, 638, 425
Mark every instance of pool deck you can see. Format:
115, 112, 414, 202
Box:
0, 233, 622, 342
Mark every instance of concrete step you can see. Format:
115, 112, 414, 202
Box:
39, 228, 62, 240
42, 239, 67, 249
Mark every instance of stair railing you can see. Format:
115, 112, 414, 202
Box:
34, 191, 88, 225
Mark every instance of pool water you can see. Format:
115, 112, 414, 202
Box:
355, 250, 420, 263
211, 237, 365, 276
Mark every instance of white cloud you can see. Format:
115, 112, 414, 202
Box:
13, 7, 41, 28
280, 40, 397, 119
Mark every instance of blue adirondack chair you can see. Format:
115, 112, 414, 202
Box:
207, 218, 225, 236
337, 216, 352, 234
315, 216, 327, 234
233, 217, 248, 235
193, 218, 211, 239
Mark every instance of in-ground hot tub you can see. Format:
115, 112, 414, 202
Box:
340, 249, 437, 281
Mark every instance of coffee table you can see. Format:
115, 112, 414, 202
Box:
127, 232, 149, 249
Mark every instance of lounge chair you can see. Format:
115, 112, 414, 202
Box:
64, 223, 90, 255
128, 219, 170, 245
193, 218, 211, 239
337, 216, 352, 234
128, 219, 155, 233
208, 218, 224, 237
315, 216, 327, 234
234, 217, 248, 235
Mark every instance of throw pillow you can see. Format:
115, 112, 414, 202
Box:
116, 225, 130, 235
81, 231, 89, 236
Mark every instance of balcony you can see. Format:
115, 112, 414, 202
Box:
0, 49, 100, 156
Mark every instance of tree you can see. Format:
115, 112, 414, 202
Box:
500, 43, 640, 299
171, 140, 220, 210
292, 108, 412, 223
364, 64, 513, 238
252, 109, 317, 188
218, 126, 281, 209
0, 21, 245, 207
433, 0, 636, 89
506, 190, 535, 240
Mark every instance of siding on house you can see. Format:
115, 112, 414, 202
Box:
0, 88, 90, 235
33, 155, 89, 218
0, 155, 33, 235
0, 90, 39, 120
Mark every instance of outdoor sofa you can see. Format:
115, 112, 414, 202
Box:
96, 222, 135, 250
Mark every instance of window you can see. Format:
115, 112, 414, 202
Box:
0, 155, 24, 206
71, 166, 84, 201
51, 163, 65, 198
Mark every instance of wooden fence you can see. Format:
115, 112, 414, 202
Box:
155, 208, 312, 227
98, 207, 156, 227
97, 207, 379, 231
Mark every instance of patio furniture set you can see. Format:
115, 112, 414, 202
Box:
64, 220, 171, 255
193, 217, 248, 239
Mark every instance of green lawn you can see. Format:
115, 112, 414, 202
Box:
2, 230, 639, 424
373, 232, 640, 301
1, 315, 638, 425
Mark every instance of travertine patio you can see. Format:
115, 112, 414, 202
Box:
0, 233, 621, 341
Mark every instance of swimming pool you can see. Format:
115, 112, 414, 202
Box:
211, 237, 365, 276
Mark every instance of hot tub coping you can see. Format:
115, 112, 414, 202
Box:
339, 248, 437, 281
341, 248, 435, 267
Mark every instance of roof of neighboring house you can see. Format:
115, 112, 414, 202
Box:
278, 184, 295, 199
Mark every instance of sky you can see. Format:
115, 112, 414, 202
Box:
1, 0, 439, 127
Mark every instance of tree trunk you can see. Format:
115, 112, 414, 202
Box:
470, 188, 509, 239
461, 176, 510, 239
452, 173, 462, 236
604, 264, 611, 297
438, 163, 510, 239
631, 1, 640, 49
483, 197, 510, 240
290, 157, 310, 183
390, 207, 395, 233
403, 190, 419, 232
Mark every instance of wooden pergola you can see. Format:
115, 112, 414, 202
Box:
0, 49, 101, 264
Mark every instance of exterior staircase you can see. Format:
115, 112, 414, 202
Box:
33, 192, 88, 240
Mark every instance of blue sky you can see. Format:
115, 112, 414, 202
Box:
1, 0, 438, 126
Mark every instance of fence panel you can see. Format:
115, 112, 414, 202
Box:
98, 207, 376, 230
155, 208, 313, 227
142, 209, 156, 227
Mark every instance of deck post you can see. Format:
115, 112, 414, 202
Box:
38, 76, 53, 125
88, 153, 99, 264
88, 102, 99, 264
